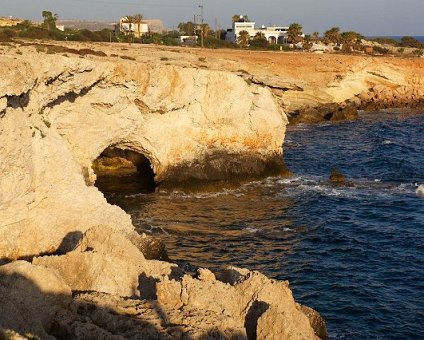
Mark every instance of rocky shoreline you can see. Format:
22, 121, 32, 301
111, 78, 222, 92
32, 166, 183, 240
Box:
1, 41, 423, 339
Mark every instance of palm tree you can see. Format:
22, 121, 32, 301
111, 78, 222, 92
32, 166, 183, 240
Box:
133, 13, 144, 38
41, 11, 58, 31
238, 30, 250, 47
232, 14, 249, 23
124, 15, 134, 35
341, 31, 362, 51
232, 15, 241, 23
324, 27, 341, 45
303, 34, 313, 51
287, 23, 303, 44
250, 31, 268, 48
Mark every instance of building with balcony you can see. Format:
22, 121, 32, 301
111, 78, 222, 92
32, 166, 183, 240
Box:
226, 16, 290, 44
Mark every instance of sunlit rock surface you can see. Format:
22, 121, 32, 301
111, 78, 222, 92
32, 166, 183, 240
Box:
0, 44, 287, 259
2, 40, 421, 339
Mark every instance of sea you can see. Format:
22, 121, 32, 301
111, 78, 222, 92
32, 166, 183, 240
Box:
97, 111, 424, 339
369, 36, 424, 43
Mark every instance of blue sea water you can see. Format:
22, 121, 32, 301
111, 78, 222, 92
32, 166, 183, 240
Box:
391, 36, 424, 43
370, 36, 424, 43
100, 111, 424, 339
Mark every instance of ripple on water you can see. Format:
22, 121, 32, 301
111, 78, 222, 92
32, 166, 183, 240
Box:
97, 111, 424, 339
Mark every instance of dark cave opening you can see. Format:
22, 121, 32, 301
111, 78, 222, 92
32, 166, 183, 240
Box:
93, 146, 156, 199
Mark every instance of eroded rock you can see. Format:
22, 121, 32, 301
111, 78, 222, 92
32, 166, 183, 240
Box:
0, 261, 72, 339
0, 48, 288, 260
32, 226, 178, 298
330, 168, 346, 185
298, 304, 328, 340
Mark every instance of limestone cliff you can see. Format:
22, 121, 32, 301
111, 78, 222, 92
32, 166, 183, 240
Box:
0, 44, 287, 260
1, 41, 422, 339
190, 49, 424, 123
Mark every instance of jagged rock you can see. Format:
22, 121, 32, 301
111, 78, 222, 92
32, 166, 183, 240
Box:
157, 269, 317, 339
0, 329, 28, 340
416, 184, 424, 197
331, 104, 358, 122
0, 261, 72, 339
3, 42, 422, 339
32, 226, 178, 298
0, 46, 287, 260
129, 231, 169, 261
298, 304, 328, 340
330, 168, 346, 184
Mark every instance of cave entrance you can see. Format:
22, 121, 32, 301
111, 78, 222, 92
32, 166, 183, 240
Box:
93, 146, 156, 199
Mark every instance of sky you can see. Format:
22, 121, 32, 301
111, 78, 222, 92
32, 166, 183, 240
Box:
1, 0, 423, 36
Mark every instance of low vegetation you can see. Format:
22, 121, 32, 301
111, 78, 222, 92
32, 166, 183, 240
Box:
1, 11, 422, 58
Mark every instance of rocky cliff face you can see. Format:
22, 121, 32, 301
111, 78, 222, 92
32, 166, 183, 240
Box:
190, 49, 424, 123
1, 41, 422, 339
0, 45, 287, 260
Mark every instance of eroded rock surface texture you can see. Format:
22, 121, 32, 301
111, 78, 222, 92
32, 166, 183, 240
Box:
0, 226, 324, 339
0, 46, 287, 260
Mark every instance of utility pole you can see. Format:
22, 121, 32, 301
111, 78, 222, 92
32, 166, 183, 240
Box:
198, 3, 204, 48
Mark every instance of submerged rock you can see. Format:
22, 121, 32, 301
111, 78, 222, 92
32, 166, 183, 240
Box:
330, 168, 346, 185
416, 184, 424, 197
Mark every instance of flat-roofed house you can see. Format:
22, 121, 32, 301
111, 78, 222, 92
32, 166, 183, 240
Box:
117, 16, 149, 38
226, 15, 290, 44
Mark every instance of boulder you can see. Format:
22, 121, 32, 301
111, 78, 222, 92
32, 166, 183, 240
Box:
416, 184, 424, 197
33, 226, 178, 298
157, 269, 317, 339
0, 261, 72, 339
298, 304, 328, 340
330, 168, 346, 185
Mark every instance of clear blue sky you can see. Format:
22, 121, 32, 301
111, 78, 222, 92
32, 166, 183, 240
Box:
1, 0, 423, 36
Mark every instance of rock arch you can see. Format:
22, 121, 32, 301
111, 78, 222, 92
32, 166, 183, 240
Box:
0, 54, 288, 259
92, 145, 156, 197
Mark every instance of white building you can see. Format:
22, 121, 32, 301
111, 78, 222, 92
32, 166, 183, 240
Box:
226, 16, 289, 44
117, 17, 149, 38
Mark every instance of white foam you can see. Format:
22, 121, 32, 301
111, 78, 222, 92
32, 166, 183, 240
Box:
277, 176, 302, 184
382, 140, 393, 145
245, 227, 259, 233
416, 184, 424, 197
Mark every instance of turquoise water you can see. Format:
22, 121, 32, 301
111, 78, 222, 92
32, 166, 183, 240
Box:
100, 111, 424, 339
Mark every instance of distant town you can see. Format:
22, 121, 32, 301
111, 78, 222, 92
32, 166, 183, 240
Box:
0, 12, 423, 57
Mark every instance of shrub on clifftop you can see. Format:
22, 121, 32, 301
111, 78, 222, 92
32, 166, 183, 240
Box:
400, 36, 424, 49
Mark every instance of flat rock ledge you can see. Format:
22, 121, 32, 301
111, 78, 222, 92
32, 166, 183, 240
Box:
0, 226, 326, 340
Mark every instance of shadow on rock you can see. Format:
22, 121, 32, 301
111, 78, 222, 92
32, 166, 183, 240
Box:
0, 261, 247, 339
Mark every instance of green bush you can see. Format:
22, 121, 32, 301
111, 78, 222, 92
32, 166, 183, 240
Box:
0, 31, 12, 42
2, 28, 17, 39
140, 33, 162, 44
18, 27, 62, 40
400, 36, 424, 48
369, 37, 399, 46
161, 36, 179, 46
249, 37, 269, 49
202, 36, 237, 49
412, 49, 424, 57
373, 45, 389, 54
